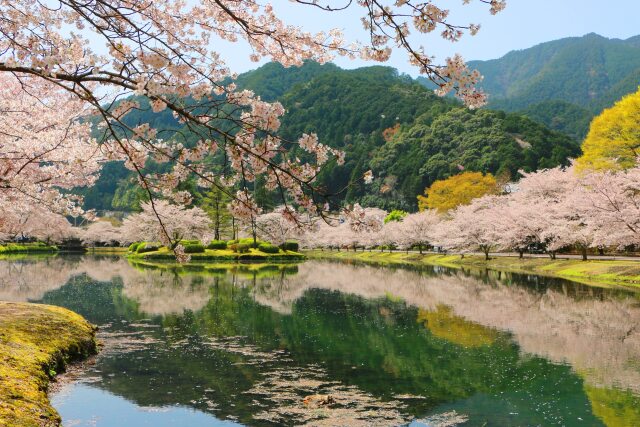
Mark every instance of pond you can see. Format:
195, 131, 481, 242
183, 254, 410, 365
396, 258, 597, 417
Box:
2, 255, 640, 426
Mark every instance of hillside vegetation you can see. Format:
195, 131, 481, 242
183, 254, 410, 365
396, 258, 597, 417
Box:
85, 62, 579, 212
459, 33, 640, 138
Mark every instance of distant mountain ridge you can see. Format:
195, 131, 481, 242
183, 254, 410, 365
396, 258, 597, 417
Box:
416, 33, 640, 139
470, 33, 640, 109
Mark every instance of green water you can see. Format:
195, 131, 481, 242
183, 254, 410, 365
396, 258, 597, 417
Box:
2, 255, 639, 426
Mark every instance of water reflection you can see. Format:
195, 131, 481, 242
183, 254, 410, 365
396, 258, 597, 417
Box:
1, 255, 638, 426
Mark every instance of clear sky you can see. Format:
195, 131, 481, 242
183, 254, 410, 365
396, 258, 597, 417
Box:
221, 1, 640, 76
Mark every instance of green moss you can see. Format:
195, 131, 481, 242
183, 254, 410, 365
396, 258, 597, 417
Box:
304, 250, 640, 290
0, 302, 97, 426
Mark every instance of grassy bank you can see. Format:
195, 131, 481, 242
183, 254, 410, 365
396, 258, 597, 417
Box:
0, 243, 58, 254
0, 302, 98, 426
128, 247, 305, 262
305, 250, 640, 289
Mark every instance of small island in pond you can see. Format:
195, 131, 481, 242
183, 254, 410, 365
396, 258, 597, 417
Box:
126, 238, 305, 262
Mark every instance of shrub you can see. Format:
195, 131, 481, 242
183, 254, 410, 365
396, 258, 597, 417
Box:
280, 240, 299, 252
179, 240, 201, 245
238, 237, 263, 248
136, 242, 161, 253
227, 239, 238, 246
206, 240, 227, 250
232, 243, 250, 253
183, 243, 205, 254
258, 243, 280, 254
128, 242, 141, 252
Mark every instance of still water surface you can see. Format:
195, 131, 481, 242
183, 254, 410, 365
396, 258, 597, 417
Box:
2, 255, 640, 426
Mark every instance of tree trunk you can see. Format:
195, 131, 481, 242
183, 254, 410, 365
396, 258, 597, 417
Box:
519, 249, 524, 259
419, 245, 423, 255
214, 197, 221, 240
581, 246, 588, 261
484, 249, 490, 261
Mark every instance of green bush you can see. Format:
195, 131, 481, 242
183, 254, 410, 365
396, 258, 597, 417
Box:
183, 243, 205, 254
227, 239, 238, 246
280, 240, 299, 252
136, 242, 161, 253
206, 240, 228, 250
231, 243, 250, 254
238, 237, 263, 248
258, 243, 280, 254
179, 240, 201, 245
128, 242, 141, 252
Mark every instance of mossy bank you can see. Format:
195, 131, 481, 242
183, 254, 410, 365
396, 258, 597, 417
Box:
305, 250, 640, 290
0, 302, 98, 426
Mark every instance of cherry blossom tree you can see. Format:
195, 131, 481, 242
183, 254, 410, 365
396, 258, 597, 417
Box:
0, 204, 76, 244
255, 206, 302, 246
0, 75, 102, 219
579, 166, 640, 249
396, 210, 441, 253
439, 196, 503, 259
121, 200, 211, 246
81, 221, 123, 247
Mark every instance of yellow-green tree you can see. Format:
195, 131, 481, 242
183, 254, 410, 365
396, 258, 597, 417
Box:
418, 171, 498, 212
577, 87, 640, 171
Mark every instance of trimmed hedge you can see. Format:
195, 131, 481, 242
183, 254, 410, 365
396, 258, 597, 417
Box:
206, 240, 228, 250
128, 242, 142, 252
280, 241, 299, 252
183, 243, 205, 254
238, 237, 263, 248
179, 240, 201, 245
258, 243, 280, 254
136, 242, 161, 253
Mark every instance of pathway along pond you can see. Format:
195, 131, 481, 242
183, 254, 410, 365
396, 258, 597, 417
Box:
2, 255, 640, 426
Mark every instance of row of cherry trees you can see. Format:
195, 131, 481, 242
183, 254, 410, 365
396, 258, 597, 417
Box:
296, 164, 640, 260
5, 161, 640, 261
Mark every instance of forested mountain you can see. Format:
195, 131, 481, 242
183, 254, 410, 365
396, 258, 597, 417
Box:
470, 33, 640, 108
435, 33, 640, 139
84, 62, 579, 212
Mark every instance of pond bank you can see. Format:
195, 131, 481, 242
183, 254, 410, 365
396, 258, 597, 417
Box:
0, 302, 98, 426
304, 250, 640, 289
0, 243, 58, 254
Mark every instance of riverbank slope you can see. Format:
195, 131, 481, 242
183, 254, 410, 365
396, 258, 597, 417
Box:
0, 302, 97, 426
305, 250, 640, 289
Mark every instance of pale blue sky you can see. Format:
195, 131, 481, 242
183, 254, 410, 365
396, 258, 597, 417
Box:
221, 1, 640, 75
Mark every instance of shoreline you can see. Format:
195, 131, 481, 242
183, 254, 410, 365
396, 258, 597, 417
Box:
304, 250, 640, 290
0, 302, 98, 426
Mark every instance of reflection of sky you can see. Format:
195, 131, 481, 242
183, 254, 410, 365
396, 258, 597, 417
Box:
51, 384, 241, 427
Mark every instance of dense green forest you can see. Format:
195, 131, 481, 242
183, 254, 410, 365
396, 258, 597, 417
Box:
82, 61, 580, 212
449, 33, 640, 139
